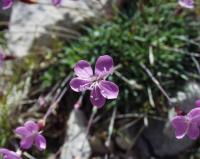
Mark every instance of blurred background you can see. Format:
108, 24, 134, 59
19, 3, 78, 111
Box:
0, 0, 200, 158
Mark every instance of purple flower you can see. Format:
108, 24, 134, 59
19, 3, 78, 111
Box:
15, 121, 46, 151
0, 148, 21, 159
70, 55, 119, 108
2, 0, 13, 10
52, 0, 61, 6
171, 107, 200, 140
195, 99, 200, 107
178, 0, 194, 9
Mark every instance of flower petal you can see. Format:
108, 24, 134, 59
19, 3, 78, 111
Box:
0, 148, 10, 154
195, 100, 200, 107
188, 108, 200, 123
34, 134, 46, 151
2, 0, 13, 10
6, 151, 21, 159
15, 127, 31, 138
74, 60, 93, 79
0, 148, 21, 159
24, 121, 39, 133
20, 136, 34, 150
90, 87, 106, 108
187, 122, 199, 140
95, 55, 114, 77
70, 78, 91, 92
171, 116, 188, 139
178, 0, 194, 9
52, 0, 61, 6
99, 80, 119, 99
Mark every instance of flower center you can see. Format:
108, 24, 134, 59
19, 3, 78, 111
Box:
90, 80, 100, 90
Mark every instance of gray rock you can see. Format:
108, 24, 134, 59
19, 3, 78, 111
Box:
142, 120, 193, 157
60, 109, 91, 159
6, 0, 111, 57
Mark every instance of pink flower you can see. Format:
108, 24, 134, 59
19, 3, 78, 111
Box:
178, 0, 194, 9
52, 0, 61, 6
171, 107, 200, 140
195, 99, 200, 107
15, 121, 46, 151
0, 148, 21, 159
2, 0, 13, 9
70, 55, 119, 108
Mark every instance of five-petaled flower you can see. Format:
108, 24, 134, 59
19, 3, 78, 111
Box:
171, 107, 200, 140
70, 55, 119, 108
178, 0, 194, 9
0, 148, 21, 159
15, 121, 46, 151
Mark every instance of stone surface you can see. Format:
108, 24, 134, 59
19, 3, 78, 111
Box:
60, 109, 91, 159
142, 120, 193, 157
6, 0, 110, 57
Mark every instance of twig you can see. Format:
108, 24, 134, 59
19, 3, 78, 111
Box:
51, 73, 72, 104
43, 86, 68, 121
161, 45, 200, 57
191, 56, 200, 75
127, 125, 145, 153
147, 87, 155, 108
174, 36, 200, 48
79, 107, 98, 152
86, 107, 98, 134
74, 92, 85, 109
118, 118, 142, 132
23, 152, 37, 159
18, 99, 37, 105
105, 107, 117, 147
116, 113, 166, 121
114, 71, 143, 90
43, 73, 72, 121
140, 63, 172, 103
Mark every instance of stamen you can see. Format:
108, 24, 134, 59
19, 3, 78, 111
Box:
104, 67, 107, 72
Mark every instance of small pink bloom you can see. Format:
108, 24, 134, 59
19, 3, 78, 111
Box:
2, 0, 13, 9
0, 148, 21, 159
178, 0, 194, 9
15, 121, 46, 151
171, 107, 200, 140
52, 0, 61, 6
70, 55, 119, 108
